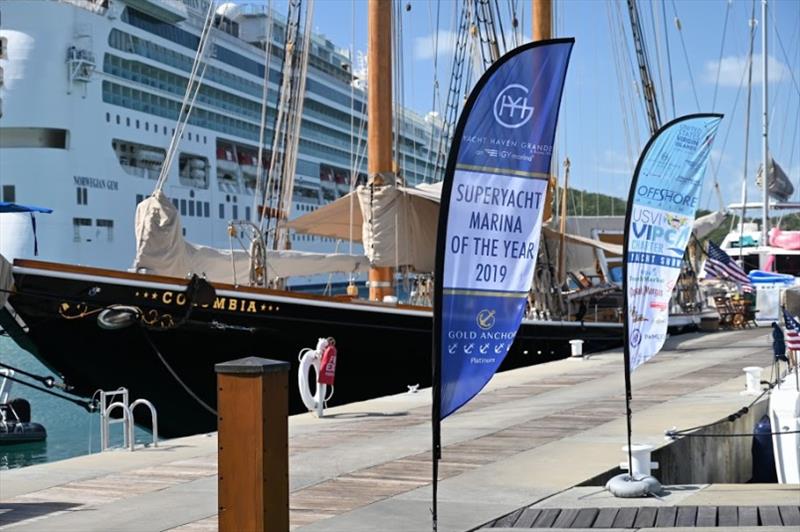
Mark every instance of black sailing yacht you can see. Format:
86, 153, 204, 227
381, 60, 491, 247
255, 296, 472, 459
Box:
0, 259, 621, 437
0, 1, 623, 438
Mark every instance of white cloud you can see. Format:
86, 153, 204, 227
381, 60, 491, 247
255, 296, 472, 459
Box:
703, 53, 790, 87
414, 30, 457, 61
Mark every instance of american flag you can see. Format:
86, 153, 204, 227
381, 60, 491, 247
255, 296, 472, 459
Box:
783, 308, 800, 350
703, 241, 754, 292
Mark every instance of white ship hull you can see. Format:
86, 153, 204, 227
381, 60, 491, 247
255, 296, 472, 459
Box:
0, 0, 436, 285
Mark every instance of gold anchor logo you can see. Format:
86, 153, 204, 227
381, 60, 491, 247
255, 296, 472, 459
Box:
476, 309, 496, 330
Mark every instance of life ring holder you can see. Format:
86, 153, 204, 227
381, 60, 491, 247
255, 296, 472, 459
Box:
298, 346, 334, 412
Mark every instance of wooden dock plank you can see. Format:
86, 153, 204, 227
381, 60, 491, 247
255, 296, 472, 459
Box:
717, 505, 738, 527
675, 506, 697, 527
759, 506, 782, 526
738, 505, 758, 526
592, 508, 618, 528
633, 506, 657, 528
654, 506, 677, 527
778, 506, 800, 526
531, 508, 560, 528
611, 507, 637, 528
569, 508, 598, 528
695, 505, 717, 527
513, 508, 541, 528
551, 507, 579, 528
491, 508, 523, 528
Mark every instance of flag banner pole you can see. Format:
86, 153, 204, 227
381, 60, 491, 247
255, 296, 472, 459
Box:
622, 113, 723, 480
431, 38, 574, 528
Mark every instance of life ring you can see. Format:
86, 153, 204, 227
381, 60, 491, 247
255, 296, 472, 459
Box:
297, 339, 334, 412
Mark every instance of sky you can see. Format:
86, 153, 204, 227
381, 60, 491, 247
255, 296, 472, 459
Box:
266, 0, 799, 213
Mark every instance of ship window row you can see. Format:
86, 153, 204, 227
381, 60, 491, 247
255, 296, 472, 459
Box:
105, 54, 277, 125
105, 38, 431, 158
105, 39, 434, 158
73, 218, 114, 243
106, 111, 208, 144
109, 29, 274, 100
103, 81, 357, 163
121, 7, 354, 86
109, 28, 364, 115
135, 194, 211, 218
104, 55, 366, 154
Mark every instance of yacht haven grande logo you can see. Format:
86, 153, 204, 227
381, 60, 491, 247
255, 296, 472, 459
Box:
493, 84, 534, 129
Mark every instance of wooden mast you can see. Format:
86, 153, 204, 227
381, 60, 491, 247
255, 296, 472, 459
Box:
532, 0, 552, 41
367, 0, 394, 301
534, 0, 558, 226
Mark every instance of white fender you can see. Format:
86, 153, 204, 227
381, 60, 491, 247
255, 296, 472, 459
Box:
298, 338, 329, 412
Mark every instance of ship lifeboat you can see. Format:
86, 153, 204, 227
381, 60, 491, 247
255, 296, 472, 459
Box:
138, 149, 165, 164
189, 158, 206, 170
239, 151, 258, 179
769, 227, 800, 250
216, 147, 238, 173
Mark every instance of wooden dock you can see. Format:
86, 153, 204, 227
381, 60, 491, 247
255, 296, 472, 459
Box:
1, 328, 797, 531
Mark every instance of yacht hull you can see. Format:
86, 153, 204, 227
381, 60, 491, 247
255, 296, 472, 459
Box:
2, 260, 622, 437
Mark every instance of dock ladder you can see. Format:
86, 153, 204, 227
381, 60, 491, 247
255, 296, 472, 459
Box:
99, 388, 158, 451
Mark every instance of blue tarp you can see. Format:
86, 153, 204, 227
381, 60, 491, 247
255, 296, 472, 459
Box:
0, 202, 53, 214
748, 269, 796, 285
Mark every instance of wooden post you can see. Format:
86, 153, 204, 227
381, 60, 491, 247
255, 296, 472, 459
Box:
367, 0, 395, 301
216, 357, 289, 532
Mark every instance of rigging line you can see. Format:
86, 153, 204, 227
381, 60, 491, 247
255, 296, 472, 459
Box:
139, 327, 217, 417
1, 374, 96, 412
607, 1, 636, 166
423, 0, 442, 183
738, 0, 757, 258
278, 0, 314, 248
768, 8, 800, 98
262, 0, 302, 241
711, 0, 732, 111
709, 24, 753, 193
252, 0, 275, 225
155, 0, 216, 193
0, 362, 66, 390
670, 0, 701, 112
492, 0, 507, 55
648, 0, 667, 121
615, 0, 643, 150
661, 0, 676, 118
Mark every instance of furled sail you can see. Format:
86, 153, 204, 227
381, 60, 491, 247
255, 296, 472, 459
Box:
132, 192, 368, 284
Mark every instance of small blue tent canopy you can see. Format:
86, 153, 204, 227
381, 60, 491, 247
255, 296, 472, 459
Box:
0, 202, 53, 214
0, 202, 53, 255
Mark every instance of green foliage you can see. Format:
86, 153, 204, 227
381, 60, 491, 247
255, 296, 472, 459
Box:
556, 187, 627, 217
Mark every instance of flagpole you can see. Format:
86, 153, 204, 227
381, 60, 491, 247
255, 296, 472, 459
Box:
432, 335, 441, 532
621, 114, 723, 482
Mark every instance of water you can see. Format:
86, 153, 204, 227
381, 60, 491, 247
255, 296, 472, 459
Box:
0, 337, 150, 469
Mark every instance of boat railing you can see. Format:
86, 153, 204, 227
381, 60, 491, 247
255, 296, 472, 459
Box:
0, 369, 14, 405
99, 387, 158, 452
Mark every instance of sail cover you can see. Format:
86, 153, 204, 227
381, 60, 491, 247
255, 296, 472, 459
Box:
133, 191, 368, 283
624, 114, 722, 372
434, 39, 574, 419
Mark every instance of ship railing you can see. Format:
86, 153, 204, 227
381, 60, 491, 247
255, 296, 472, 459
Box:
58, 0, 108, 15
99, 387, 158, 452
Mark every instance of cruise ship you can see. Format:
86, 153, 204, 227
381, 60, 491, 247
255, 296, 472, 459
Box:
0, 0, 439, 280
